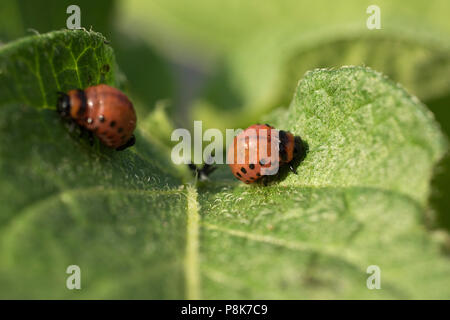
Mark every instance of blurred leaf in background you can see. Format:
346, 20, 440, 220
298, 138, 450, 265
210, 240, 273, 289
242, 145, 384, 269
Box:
118, 0, 450, 128
0, 29, 188, 299
1, 33, 449, 297
199, 66, 450, 299
0, 0, 114, 41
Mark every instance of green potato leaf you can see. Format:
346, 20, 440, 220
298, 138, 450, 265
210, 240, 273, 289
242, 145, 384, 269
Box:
275, 66, 446, 204
0, 29, 448, 299
0, 30, 187, 298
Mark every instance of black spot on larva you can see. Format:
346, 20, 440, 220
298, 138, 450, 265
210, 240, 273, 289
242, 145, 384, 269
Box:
118, 127, 124, 133
236, 172, 242, 178
250, 177, 255, 180
249, 164, 255, 170
245, 180, 250, 183
256, 173, 261, 177
110, 121, 116, 127
99, 115, 105, 122
240, 167, 247, 174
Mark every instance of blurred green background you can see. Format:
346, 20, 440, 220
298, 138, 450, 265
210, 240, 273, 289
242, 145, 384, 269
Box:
0, 1, 449, 232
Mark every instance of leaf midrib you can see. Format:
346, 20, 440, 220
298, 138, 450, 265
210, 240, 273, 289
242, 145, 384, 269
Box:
185, 185, 200, 299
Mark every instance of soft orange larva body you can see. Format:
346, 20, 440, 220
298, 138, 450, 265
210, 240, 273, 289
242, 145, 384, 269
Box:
227, 124, 296, 184
57, 84, 136, 150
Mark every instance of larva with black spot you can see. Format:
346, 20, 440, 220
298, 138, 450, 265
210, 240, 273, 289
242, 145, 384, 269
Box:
227, 124, 298, 184
57, 84, 136, 150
